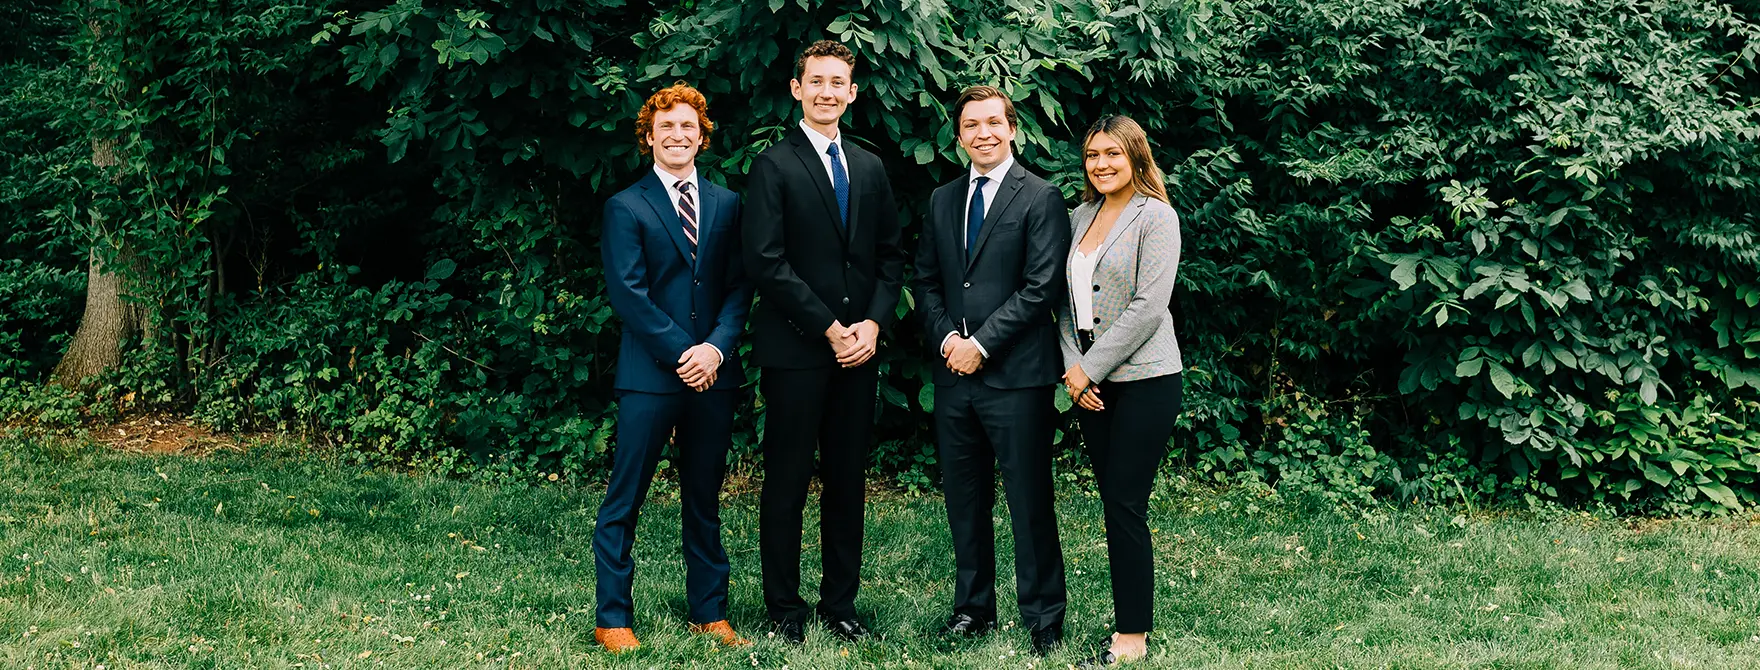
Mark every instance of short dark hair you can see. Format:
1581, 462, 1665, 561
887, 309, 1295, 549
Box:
794, 40, 856, 80
951, 85, 1017, 129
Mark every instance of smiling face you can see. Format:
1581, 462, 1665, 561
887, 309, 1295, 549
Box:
647, 104, 702, 173
958, 96, 1015, 173
1084, 131, 1135, 199
791, 55, 857, 131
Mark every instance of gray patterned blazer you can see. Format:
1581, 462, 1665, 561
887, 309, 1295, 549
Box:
1056, 194, 1183, 383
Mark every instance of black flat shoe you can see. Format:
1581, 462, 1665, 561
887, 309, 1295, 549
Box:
941, 612, 996, 637
1029, 626, 1063, 656
1075, 649, 1120, 668
823, 616, 870, 641
771, 618, 805, 645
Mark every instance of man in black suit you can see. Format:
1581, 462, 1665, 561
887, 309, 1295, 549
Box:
912, 85, 1070, 656
740, 40, 904, 643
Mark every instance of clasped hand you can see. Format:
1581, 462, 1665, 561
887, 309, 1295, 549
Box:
942, 335, 984, 375
676, 343, 721, 392
1063, 364, 1104, 411
827, 320, 880, 368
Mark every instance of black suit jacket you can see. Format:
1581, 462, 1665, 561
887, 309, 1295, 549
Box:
914, 160, 1070, 389
742, 126, 904, 369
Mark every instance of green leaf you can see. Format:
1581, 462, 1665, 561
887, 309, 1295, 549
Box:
427, 259, 458, 280
1455, 358, 1484, 378
917, 383, 935, 413
1699, 482, 1739, 509
1487, 362, 1517, 398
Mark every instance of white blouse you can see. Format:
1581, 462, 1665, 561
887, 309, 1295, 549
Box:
1071, 249, 1098, 330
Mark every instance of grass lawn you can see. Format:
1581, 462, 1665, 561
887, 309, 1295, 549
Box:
4, 432, 1760, 669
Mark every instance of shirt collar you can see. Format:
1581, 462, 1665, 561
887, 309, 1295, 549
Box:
653, 164, 698, 193
799, 118, 842, 155
970, 152, 1015, 185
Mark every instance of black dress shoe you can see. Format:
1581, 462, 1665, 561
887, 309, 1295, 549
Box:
941, 612, 996, 637
822, 616, 870, 641
772, 618, 805, 644
1075, 649, 1120, 668
1029, 626, 1063, 656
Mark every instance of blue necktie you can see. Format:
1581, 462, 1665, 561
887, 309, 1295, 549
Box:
966, 175, 989, 261
826, 142, 849, 229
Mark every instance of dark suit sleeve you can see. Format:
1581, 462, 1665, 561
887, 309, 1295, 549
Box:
707, 193, 753, 360
742, 152, 839, 335
971, 183, 1070, 354
912, 188, 957, 349
864, 158, 906, 328
602, 196, 697, 364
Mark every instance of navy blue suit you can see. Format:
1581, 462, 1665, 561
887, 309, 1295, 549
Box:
594, 169, 751, 629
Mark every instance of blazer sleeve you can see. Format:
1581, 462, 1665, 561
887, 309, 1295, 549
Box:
601, 196, 697, 364
912, 188, 958, 348
864, 159, 906, 328
971, 183, 1070, 355
706, 193, 753, 361
1079, 205, 1181, 383
741, 152, 838, 335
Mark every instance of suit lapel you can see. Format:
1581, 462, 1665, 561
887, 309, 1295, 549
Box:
1066, 203, 1099, 331
692, 182, 718, 274
939, 182, 967, 284
1094, 194, 1148, 262
639, 172, 697, 268
787, 127, 847, 243
964, 161, 1026, 272
844, 143, 863, 241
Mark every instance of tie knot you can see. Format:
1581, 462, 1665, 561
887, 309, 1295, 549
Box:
826, 142, 840, 158
675, 180, 692, 194
973, 175, 989, 188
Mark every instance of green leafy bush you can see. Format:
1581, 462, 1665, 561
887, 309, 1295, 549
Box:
5, 0, 1759, 510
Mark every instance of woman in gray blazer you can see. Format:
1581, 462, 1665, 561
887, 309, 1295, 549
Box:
1056, 115, 1182, 668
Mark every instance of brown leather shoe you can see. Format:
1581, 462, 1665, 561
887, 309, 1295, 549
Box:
594, 627, 641, 653
689, 620, 751, 647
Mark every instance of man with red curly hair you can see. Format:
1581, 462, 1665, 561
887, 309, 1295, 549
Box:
593, 82, 752, 653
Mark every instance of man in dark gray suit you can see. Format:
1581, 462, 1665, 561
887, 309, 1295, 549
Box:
912, 85, 1071, 656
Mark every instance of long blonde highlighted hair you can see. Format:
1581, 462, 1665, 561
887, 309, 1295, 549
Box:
1079, 115, 1169, 205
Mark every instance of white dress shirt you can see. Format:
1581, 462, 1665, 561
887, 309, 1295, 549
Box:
1071, 248, 1098, 330
651, 163, 721, 366
798, 119, 848, 186
940, 153, 1016, 360
652, 164, 699, 215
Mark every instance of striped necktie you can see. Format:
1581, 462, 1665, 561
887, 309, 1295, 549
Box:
676, 180, 697, 260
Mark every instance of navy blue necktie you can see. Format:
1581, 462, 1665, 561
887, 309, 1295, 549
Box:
827, 142, 850, 229
966, 175, 989, 260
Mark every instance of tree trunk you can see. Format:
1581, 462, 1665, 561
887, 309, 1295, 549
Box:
50, 132, 142, 388
51, 245, 141, 387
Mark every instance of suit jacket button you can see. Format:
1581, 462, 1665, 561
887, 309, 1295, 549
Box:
1093, 317, 1101, 324
1093, 284, 1101, 291
845, 261, 852, 269
963, 282, 972, 288
691, 312, 698, 319
842, 297, 850, 305
695, 279, 701, 286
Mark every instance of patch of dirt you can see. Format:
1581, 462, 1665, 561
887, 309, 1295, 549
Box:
91, 415, 247, 456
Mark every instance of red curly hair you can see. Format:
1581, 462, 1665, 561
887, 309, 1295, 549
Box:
637, 82, 714, 155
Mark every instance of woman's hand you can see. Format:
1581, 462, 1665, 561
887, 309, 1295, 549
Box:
1063, 365, 1104, 411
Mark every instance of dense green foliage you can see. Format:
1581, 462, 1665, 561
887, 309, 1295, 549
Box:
5, 0, 1760, 511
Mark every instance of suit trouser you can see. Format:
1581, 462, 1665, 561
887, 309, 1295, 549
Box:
758, 364, 877, 622
937, 379, 1067, 633
593, 389, 736, 628
1074, 372, 1182, 634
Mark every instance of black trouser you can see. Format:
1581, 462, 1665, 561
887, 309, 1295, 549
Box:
594, 389, 736, 628
758, 364, 877, 622
1075, 371, 1182, 634
937, 380, 1067, 633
